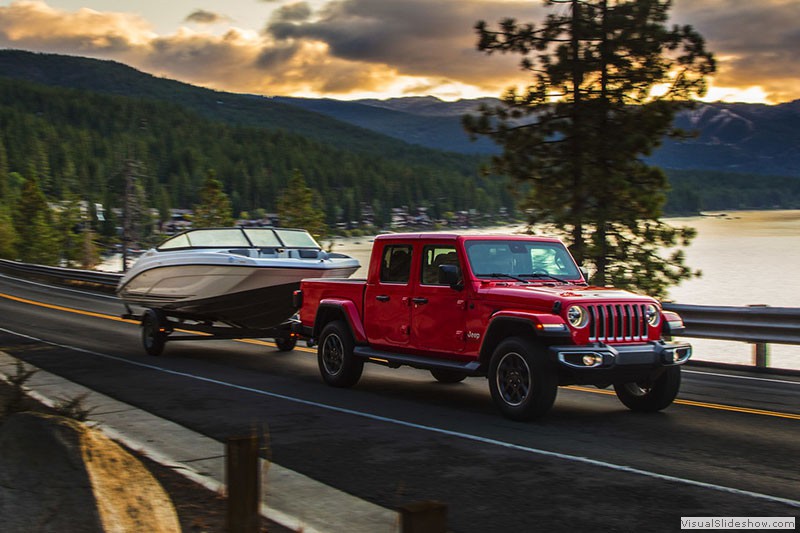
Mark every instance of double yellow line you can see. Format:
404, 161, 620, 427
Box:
1, 290, 797, 420
565, 386, 800, 420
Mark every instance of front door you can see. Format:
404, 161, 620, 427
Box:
410, 244, 468, 355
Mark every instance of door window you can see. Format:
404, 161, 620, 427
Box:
380, 245, 412, 283
420, 245, 459, 285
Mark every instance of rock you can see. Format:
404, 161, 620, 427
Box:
0, 411, 180, 533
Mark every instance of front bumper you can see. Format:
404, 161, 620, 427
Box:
549, 340, 692, 370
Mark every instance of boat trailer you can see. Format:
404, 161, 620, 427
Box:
122, 305, 300, 356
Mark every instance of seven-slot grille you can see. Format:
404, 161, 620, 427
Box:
586, 303, 650, 343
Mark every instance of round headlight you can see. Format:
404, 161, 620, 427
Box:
566, 305, 588, 328
645, 304, 661, 327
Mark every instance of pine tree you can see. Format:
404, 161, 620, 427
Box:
0, 140, 9, 202
465, 0, 715, 298
192, 170, 234, 228
0, 204, 18, 259
277, 169, 328, 240
13, 176, 60, 265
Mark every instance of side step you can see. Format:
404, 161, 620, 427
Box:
353, 347, 484, 376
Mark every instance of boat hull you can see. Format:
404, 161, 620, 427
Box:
118, 263, 358, 328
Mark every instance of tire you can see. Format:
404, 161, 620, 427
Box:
614, 366, 681, 412
142, 309, 168, 356
317, 321, 364, 388
274, 334, 297, 352
488, 337, 558, 421
430, 368, 467, 384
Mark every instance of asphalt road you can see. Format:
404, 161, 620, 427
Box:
1, 273, 798, 532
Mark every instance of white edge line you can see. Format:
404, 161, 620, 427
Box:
2, 326, 799, 510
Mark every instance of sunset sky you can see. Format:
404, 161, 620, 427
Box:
1, 0, 797, 104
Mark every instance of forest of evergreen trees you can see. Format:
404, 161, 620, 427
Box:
0, 77, 516, 264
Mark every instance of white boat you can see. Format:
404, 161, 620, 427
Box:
117, 227, 359, 329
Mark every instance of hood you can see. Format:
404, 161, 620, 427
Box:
476, 281, 657, 307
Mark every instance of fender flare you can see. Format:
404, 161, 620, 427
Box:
479, 310, 570, 361
314, 298, 367, 343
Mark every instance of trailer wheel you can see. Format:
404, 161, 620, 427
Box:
274, 334, 297, 352
142, 309, 168, 356
318, 321, 363, 388
614, 366, 681, 412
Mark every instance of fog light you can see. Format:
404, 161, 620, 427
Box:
582, 354, 602, 366
673, 351, 681, 363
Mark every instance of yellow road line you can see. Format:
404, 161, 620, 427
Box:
2, 291, 797, 419
0, 291, 139, 324
565, 385, 800, 420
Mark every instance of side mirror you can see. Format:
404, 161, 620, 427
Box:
439, 264, 463, 290
579, 266, 590, 281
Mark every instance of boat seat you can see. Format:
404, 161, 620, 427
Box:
287, 249, 322, 259
258, 247, 280, 257
227, 249, 254, 257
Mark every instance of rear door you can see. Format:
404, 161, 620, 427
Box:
409, 242, 468, 355
363, 242, 414, 348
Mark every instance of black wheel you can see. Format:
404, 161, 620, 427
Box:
274, 334, 297, 352
614, 366, 681, 412
317, 321, 363, 388
488, 337, 558, 421
141, 309, 169, 356
430, 368, 467, 384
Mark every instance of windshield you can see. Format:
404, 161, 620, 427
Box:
159, 229, 250, 249
274, 229, 320, 248
464, 240, 581, 281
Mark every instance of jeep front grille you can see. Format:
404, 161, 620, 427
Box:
587, 303, 649, 343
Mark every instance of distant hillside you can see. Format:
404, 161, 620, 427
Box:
0, 49, 477, 164
653, 101, 800, 176
273, 96, 497, 154
283, 94, 800, 177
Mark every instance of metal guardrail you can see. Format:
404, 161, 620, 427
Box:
663, 303, 800, 367
0, 259, 797, 368
0, 258, 122, 292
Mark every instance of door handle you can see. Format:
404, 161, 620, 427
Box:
412, 297, 428, 305
376, 295, 390, 302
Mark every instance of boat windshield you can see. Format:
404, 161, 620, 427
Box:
274, 229, 320, 248
157, 227, 320, 250
159, 229, 250, 249
464, 239, 582, 281
243, 228, 282, 247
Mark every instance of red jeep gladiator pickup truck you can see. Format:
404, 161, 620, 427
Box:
295, 233, 691, 420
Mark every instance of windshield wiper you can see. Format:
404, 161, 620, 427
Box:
520, 273, 570, 284
484, 273, 528, 283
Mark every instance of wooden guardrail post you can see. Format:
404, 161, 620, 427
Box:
226, 433, 260, 533
399, 500, 447, 533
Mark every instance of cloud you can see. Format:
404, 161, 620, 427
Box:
0, 0, 797, 102
266, 0, 540, 90
185, 10, 233, 26
673, 0, 800, 103
270, 2, 313, 23
0, 0, 155, 53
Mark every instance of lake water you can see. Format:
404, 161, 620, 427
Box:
329, 210, 800, 371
